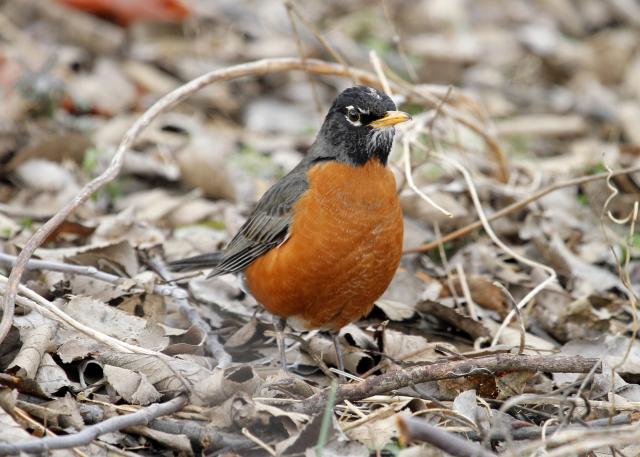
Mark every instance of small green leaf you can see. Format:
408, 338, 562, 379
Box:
19, 217, 33, 230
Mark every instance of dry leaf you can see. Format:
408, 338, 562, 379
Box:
36, 353, 76, 395
347, 414, 398, 450
103, 364, 162, 405
8, 320, 57, 379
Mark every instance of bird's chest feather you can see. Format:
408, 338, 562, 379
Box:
301, 160, 402, 243
245, 159, 404, 328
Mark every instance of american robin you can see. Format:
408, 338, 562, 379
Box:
170, 85, 410, 372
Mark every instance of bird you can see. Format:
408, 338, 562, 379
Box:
169, 85, 410, 373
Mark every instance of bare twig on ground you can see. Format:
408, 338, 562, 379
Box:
601, 160, 640, 379
147, 418, 254, 451
405, 165, 640, 254
0, 56, 505, 348
427, 149, 556, 347
13, 407, 88, 457
291, 354, 599, 414
0, 395, 188, 456
402, 138, 453, 217
467, 412, 639, 441
242, 427, 276, 456
0, 252, 231, 366
0, 253, 187, 299
0, 274, 169, 357
397, 414, 498, 457
514, 423, 640, 457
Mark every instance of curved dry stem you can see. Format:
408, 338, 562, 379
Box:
405, 165, 640, 254
0, 396, 188, 455
385, 69, 509, 182
402, 138, 453, 218
0, 274, 168, 357
424, 146, 557, 347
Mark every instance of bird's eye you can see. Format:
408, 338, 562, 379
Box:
347, 109, 360, 124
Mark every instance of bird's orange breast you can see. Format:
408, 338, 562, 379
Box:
244, 159, 403, 331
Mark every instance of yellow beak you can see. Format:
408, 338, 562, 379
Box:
369, 110, 412, 129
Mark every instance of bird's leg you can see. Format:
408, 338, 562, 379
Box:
331, 332, 346, 376
273, 316, 288, 373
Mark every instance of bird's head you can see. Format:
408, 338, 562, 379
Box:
314, 86, 411, 166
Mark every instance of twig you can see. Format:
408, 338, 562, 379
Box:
0, 56, 503, 348
241, 427, 276, 456
13, 407, 87, 457
0, 274, 169, 357
455, 263, 478, 321
381, 0, 418, 82
147, 417, 254, 451
403, 137, 452, 217
601, 159, 640, 375
513, 423, 640, 457
284, 0, 357, 84
141, 255, 231, 366
492, 282, 525, 355
369, 50, 392, 96
428, 149, 556, 347
0, 395, 188, 456
466, 412, 639, 441
0, 252, 230, 366
405, 165, 640, 254
386, 70, 509, 182
290, 354, 599, 414
397, 414, 498, 457
434, 222, 463, 310
283, 0, 323, 116
0, 253, 187, 299
341, 403, 398, 431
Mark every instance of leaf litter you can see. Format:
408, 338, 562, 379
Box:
1, 0, 640, 456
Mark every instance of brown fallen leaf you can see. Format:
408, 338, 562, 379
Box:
440, 274, 509, 317
417, 300, 490, 340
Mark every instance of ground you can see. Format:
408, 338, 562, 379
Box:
1, 0, 640, 456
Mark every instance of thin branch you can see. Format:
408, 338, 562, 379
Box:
284, 0, 357, 84
369, 50, 392, 96
283, 0, 323, 116
428, 148, 557, 347
0, 252, 231, 366
467, 412, 639, 441
381, 0, 418, 82
514, 423, 640, 457
397, 415, 497, 457
0, 56, 502, 348
403, 137, 453, 217
404, 165, 640, 254
384, 67, 509, 182
242, 427, 276, 456
147, 418, 254, 451
290, 354, 599, 414
0, 253, 187, 299
0, 395, 188, 456
0, 274, 169, 358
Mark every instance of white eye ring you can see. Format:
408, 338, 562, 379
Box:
345, 108, 361, 126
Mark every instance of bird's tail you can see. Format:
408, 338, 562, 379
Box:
168, 252, 224, 272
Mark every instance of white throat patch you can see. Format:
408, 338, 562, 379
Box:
367, 126, 394, 152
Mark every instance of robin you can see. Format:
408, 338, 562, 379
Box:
170, 86, 410, 373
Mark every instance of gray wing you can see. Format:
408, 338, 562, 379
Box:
210, 164, 312, 276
